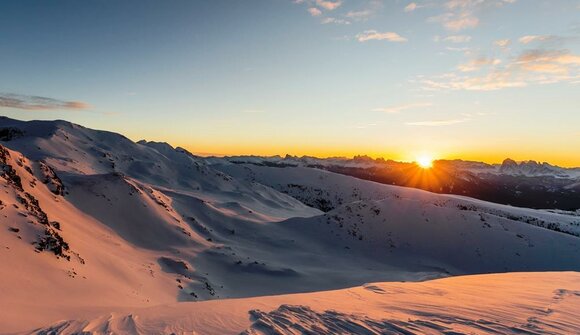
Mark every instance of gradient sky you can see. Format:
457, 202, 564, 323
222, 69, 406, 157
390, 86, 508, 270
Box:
1, 0, 579, 166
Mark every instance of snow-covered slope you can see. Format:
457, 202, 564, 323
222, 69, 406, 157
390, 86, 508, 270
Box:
215, 163, 580, 236
0, 117, 319, 220
23, 272, 580, 335
212, 164, 580, 274
1, 117, 579, 333
217, 155, 580, 211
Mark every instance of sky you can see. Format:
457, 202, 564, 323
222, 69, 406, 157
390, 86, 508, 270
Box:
1, 0, 579, 166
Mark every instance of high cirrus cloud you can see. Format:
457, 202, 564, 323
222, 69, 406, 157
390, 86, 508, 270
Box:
307, 7, 322, 16
443, 35, 472, 43
519, 35, 553, 44
457, 57, 501, 72
416, 46, 580, 91
0, 93, 90, 111
494, 39, 511, 48
429, 0, 516, 31
516, 49, 580, 74
357, 30, 407, 42
315, 0, 341, 10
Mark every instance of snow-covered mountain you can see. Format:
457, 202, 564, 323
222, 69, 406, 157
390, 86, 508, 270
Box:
221, 154, 580, 178
220, 154, 580, 211
0, 116, 579, 334
497, 158, 580, 177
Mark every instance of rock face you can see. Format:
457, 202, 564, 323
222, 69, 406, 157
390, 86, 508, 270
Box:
499, 158, 519, 173
0, 144, 72, 260
0, 126, 25, 141
499, 158, 567, 177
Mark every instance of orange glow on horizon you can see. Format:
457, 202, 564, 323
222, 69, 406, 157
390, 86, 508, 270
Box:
159, 139, 580, 168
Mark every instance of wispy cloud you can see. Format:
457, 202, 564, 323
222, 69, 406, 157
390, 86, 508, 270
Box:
345, 9, 372, 19
429, 0, 516, 31
321, 17, 350, 25
307, 7, 322, 16
418, 72, 527, 91
0, 93, 90, 111
429, 12, 479, 31
519, 35, 553, 44
404, 2, 420, 12
356, 30, 407, 42
442, 35, 472, 43
315, 0, 341, 10
406, 118, 469, 126
372, 103, 432, 114
297, 0, 379, 25
417, 32, 580, 91
457, 57, 501, 72
344, 1, 383, 21
494, 39, 511, 48
446, 46, 472, 53
516, 49, 580, 74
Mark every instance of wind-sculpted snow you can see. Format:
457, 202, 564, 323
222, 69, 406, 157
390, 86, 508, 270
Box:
24, 272, 580, 335
242, 304, 540, 335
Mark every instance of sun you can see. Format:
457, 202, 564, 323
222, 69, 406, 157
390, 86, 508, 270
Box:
416, 155, 433, 169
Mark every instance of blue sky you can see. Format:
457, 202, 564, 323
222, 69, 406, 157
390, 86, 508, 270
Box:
1, 0, 579, 165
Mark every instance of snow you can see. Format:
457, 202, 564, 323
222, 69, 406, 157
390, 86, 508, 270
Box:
23, 272, 580, 335
0, 117, 579, 334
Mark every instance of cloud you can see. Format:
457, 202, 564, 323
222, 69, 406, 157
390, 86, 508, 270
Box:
418, 71, 527, 91
345, 9, 373, 19
416, 30, 580, 92
307, 7, 322, 16
315, 0, 341, 10
519, 35, 552, 44
429, 0, 516, 31
372, 103, 432, 114
457, 57, 501, 72
356, 30, 407, 42
321, 17, 350, 25
418, 47, 580, 91
404, 2, 419, 12
0, 93, 90, 111
443, 35, 472, 43
516, 49, 580, 74
494, 39, 511, 48
445, 46, 472, 53
406, 118, 469, 126
430, 13, 479, 31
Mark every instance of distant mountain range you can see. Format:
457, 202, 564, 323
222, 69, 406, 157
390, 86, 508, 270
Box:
220, 155, 580, 211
